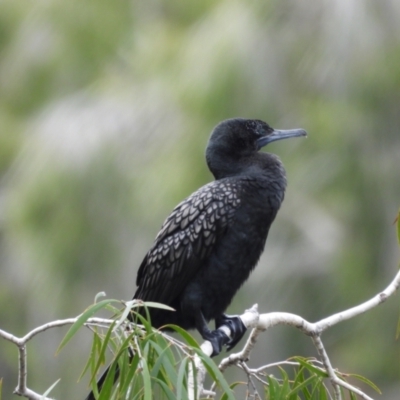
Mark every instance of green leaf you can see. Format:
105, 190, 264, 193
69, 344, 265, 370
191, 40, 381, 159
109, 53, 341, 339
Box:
40, 379, 60, 399
277, 367, 290, 399
349, 390, 357, 400
176, 357, 189, 400
316, 383, 329, 400
310, 377, 326, 400
165, 324, 200, 349
113, 301, 135, 331
105, 303, 123, 316
141, 357, 153, 400
294, 357, 328, 378
78, 331, 100, 382
94, 291, 107, 303
87, 333, 103, 398
292, 365, 305, 388
267, 375, 279, 399
142, 301, 175, 311
150, 341, 177, 384
347, 373, 381, 394
152, 377, 177, 400
113, 299, 169, 332
89, 321, 117, 384
118, 342, 132, 395
220, 382, 245, 400
57, 299, 119, 353
131, 309, 154, 333
289, 375, 318, 397
97, 360, 118, 400
120, 351, 141, 395
193, 349, 236, 400
97, 332, 136, 400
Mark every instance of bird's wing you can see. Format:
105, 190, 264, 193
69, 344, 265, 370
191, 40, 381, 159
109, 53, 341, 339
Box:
134, 180, 241, 305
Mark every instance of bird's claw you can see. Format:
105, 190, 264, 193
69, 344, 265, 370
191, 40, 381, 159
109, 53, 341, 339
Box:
205, 329, 230, 357
216, 314, 247, 351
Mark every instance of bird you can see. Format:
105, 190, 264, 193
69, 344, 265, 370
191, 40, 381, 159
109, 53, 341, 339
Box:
85, 118, 306, 399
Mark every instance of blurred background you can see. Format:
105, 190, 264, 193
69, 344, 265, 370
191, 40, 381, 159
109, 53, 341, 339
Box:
0, 0, 399, 398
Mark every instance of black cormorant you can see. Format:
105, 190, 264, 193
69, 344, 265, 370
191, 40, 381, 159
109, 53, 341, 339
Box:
86, 118, 306, 399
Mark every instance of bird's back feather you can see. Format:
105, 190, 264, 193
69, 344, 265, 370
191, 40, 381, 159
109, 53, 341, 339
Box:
134, 180, 241, 308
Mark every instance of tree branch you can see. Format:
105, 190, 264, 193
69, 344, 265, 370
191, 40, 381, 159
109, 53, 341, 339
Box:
198, 268, 400, 399
0, 317, 114, 399
1, 269, 399, 399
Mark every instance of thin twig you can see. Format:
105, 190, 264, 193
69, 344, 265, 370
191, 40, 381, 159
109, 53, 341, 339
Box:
311, 335, 342, 400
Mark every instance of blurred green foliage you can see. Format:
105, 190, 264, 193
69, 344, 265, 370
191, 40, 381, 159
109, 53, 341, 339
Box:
0, 0, 399, 398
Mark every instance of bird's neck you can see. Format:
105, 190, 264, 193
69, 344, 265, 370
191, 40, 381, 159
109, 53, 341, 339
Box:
208, 152, 286, 183
206, 150, 242, 180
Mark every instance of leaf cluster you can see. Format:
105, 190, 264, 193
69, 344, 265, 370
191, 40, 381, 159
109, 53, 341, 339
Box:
264, 357, 379, 400
57, 295, 385, 400
59, 299, 235, 400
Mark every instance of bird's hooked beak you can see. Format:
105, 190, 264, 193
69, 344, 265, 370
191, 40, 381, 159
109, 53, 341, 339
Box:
256, 128, 307, 149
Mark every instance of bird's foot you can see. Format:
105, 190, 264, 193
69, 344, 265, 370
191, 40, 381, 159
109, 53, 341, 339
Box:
203, 329, 230, 357
215, 314, 247, 351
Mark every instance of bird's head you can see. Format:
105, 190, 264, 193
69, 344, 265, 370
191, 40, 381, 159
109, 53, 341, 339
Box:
206, 118, 307, 179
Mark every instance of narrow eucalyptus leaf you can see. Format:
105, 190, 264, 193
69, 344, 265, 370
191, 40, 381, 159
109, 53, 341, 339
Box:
57, 299, 118, 353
